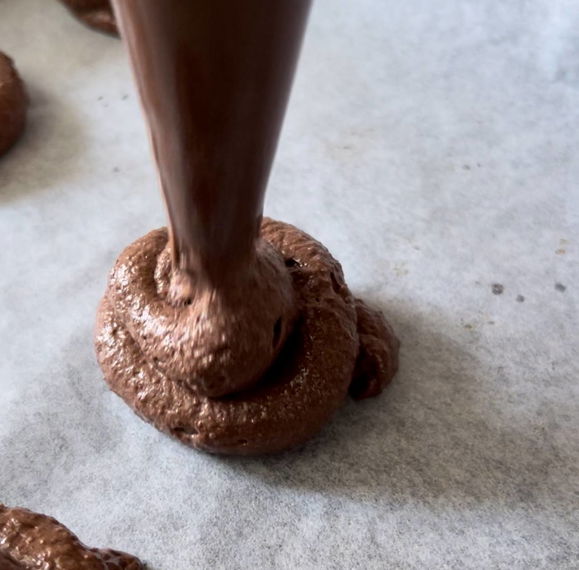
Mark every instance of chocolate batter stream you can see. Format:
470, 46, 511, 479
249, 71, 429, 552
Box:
95, 0, 400, 454
114, 0, 312, 286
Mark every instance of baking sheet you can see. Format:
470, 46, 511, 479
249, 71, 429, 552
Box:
1, 0, 578, 568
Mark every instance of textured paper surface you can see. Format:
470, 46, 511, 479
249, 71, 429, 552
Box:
1, 1, 578, 568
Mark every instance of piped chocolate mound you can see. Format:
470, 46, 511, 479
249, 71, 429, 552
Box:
59, 0, 118, 35
0, 53, 27, 157
0, 505, 143, 569
104, 229, 297, 399
97, 0, 399, 455
95, 218, 399, 455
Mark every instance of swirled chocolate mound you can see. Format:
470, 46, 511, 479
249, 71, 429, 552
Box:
0, 505, 143, 569
105, 229, 297, 399
59, 0, 118, 35
95, 218, 399, 455
0, 53, 27, 157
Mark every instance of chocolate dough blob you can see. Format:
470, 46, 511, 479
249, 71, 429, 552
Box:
59, 0, 118, 36
0, 505, 143, 570
96, 218, 399, 455
96, 0, 398, 455
0, 53, 27, 157
351, 299, 400, 400
111, 0, 313, 398
104, 231, 297, 399
96, 0, 400, 454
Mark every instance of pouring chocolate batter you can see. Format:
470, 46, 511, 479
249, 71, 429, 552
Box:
96, 0, 399, 454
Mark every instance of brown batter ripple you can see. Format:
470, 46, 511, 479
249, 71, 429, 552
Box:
0, 53, 27, 158
95, 218, 399, 455
59, 0, 118, 36
0, 505, 143, 570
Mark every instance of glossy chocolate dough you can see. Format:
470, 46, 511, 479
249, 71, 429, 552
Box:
95, 218, 400, 455
99, 227, 297, 399
60, 0, 117, 35
111, 0, 312, 397
0, 505, 143, 570
0, 53, 27, 157
98, 0, 400, 454
350, 299, 400, 400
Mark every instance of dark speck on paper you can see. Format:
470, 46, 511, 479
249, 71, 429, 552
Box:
516, 294, 525, 303
492, 283, 504, 295
555, 283, 566, 292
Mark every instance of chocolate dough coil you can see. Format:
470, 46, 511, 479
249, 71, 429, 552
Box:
0, 53, 27, 157
59, 0, 118, 36
106, 233, 296, 398
95, 218, 399, 455
0, 505, 143, 570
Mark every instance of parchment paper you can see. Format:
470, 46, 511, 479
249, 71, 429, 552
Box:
1, 0, 577, 568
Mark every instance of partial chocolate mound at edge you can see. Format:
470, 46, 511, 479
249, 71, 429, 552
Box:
0, 53, 27, 158
96, 218, 399, 455
59, 0, 118, 36
350, 299, 400, 399
0, 504, 144, 570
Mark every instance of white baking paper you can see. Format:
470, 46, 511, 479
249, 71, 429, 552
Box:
0, 0, 577, 568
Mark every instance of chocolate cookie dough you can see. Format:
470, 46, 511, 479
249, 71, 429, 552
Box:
0, 505, 143, 569
95, 218, 399, 455
102, 230, 297, 399
97, 0, 400, 455
0, 53, 27, 157
351, 299, 400, 400
59, 0, 117, 35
